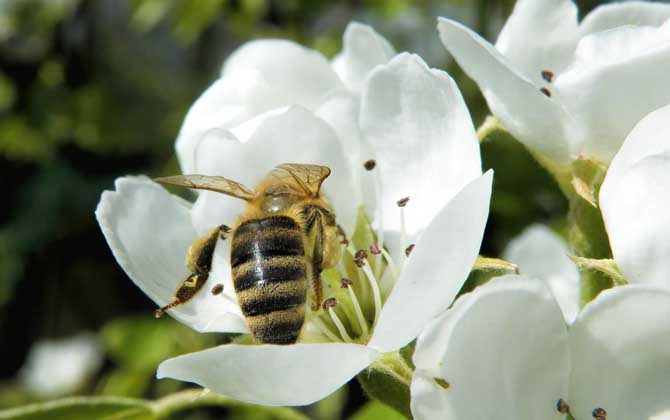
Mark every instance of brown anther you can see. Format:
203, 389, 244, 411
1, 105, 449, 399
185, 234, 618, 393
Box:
556, 399, 569, 414
369, 243, 381, 255
211, 283, 224, 295
322, 297, 338, 310
397, 196, 410, 207
355, 249, 368, 260
540, 87, 552, 97
364, 159, 376, 171
592, 407, 607, 420
405, 243, 415, 257
340, 278, 353, 288
541, 70, 554, 83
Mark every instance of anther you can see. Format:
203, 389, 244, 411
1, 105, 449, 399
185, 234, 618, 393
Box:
540, 87, 552, 97
322, 297, 338, 310
369, 243, 381, 255
354, 249, 368, 267
556, 399, 569, 414
405, 244, 415, 257
592, 407, 607, 420
340, 278, 353, 288
211, 284, 224, 295
364, 159, 376, 171
541, 70, 554, 83
397, 196, 410, 207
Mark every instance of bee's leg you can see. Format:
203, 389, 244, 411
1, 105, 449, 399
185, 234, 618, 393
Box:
308, 213, 325, 312
155, 224, 229, 318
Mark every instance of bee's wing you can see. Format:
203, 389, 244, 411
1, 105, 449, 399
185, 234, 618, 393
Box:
267, 163, 331, 198
154, 175, 256, 202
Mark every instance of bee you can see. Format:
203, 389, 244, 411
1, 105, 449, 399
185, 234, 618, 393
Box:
154, 163, 341, 344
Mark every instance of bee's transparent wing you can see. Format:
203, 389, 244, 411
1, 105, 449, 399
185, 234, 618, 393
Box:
266, 163, 331, 198
155, 175, 256, 202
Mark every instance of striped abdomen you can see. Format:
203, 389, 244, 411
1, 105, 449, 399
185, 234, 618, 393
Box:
231, 216, 307, 344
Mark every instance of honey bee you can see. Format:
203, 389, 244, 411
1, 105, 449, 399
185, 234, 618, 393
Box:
154, 163, 341, 344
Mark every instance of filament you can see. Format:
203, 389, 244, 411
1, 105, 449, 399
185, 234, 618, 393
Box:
373, 169, 385, 279
346, 245, 382, 328
379, 247, 399, 280
399, 206, 407, 267
328, 307, 353, 342
312, 317, 342, 342
345, 282, 370, 337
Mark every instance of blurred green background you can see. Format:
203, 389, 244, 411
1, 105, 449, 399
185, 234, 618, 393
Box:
0, 0, 614, 418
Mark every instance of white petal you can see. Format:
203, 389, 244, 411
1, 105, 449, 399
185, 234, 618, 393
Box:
600, 104, 670, 288
495, 0, 578, 82
600, 154, 670, 289
600, 104, 670, 194
503, 224, 580, 322
222, 39, 343, 110
332, 22, 395, 91
360, 53, 482, 235
569, 285, 670, 419
438, 17, 574, 164
188, 107, 359, 236
175, 73, 277, 174
157, 343, 380, 406
579, 1, 670, 36
554, 23, 670, 162
95, 177, 247, 333
411, 275, 569, 420
369, 171, 492, 352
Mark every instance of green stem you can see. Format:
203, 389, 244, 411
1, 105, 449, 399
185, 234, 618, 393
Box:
150, 389, 310, 420
357, 351, 413, 419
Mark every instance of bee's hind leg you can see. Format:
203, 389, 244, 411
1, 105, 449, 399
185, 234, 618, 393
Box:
155, 224, 229, 318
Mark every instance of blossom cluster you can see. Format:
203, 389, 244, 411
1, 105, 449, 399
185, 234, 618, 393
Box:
96, 0, 670, 419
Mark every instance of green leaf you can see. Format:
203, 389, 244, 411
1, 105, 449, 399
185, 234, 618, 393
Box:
307, 386, 347, 420
100, 315, 215, 371
357, 353, 411, 419
0, 396, 153, 420
349, 401, 407, 420
460, 256, 519, 295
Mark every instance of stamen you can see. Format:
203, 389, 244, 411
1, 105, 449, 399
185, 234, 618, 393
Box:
541, 70, 554, 83
397, 197, 409, 265
346, 245, 382, 328
341, 278, 369, 337
372, 167, 385, 278
592, 407, 607, 420
379, 247, 399, 280
363, 159, 376, 171
323, 298, 353, 342
405, 244, 415, 257
540, 87, 552, 97
556, 399, 569, 414
354, 249, 368, 267
211, 284, 224, 295
312, 317, 342, 342
369, 243, 381, 255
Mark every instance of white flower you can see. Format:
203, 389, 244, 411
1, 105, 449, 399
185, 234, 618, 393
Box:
503, 224, 580, 322
600, 104, 670, 291
438, 0, 670, 165
96, 24, 491, 406
18, 333, 103, 397
411, 276, 670, 420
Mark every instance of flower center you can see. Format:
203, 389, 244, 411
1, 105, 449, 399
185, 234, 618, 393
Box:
305, 161, 414, 344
